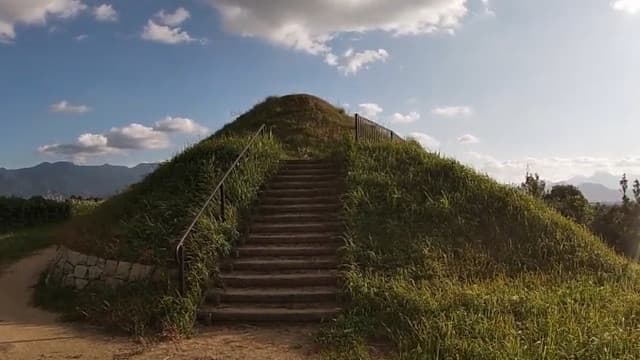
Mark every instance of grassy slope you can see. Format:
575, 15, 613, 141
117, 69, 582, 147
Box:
216, 94, 354, 157
59, 94, 351, 264
0, 225, 56, 266
40, 94, 350, 335
321, 140, 640, 359
60, 136, 284, 264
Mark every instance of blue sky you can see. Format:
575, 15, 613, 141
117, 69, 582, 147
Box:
1, 0, 640, 183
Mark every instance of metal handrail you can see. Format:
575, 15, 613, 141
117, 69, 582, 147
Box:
354, 113, 404, 142
174, 124, 267, 295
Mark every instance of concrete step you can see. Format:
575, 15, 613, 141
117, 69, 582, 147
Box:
219, 271, 338, 288
199, 305, 340, 323
282, 159, 335, 165
274, 168, 340, 178
253, 213, 341, 224
236, 245, 339, 257
251, 222, 342, 234
261, 187, 340, 198
260, 203, 342, 214
281, 162, 336, 169
261, 196, 340, 206
206, 287, 338, 304
272, 174, 339, 182
268, 181, 340, 190
247, 232, 342, 244
227, 257, 338, 271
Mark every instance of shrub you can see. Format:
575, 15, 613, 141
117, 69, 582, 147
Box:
0, 196, 71, 233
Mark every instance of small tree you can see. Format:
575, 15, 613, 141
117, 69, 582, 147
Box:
621, 174, 630, 206
544, 184, 592, 226
521, 172, 546, 199
633, 179, 640, 204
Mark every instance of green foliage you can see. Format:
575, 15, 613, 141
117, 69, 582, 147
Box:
621, 174, 630, 206
215, 94, 355, 158
591, 175, 640, 258
68, 198, 103, 217
34, 272, 171, 336
0, 196, 71, 233
321, 139, 640, 359
520, 173, 546, 199
544, 184, 593, 226
46, 133, 284, 336
0, 225, 56, 266
60, 135, 284, 265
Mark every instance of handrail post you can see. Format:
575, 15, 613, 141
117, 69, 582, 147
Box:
177, 245, 185, 295
220, 182, 225, 222
355, 113, 360, 141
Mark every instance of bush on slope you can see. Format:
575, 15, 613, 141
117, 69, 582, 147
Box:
321, 139, 640, 359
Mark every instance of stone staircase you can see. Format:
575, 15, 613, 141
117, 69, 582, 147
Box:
198, 159, 343, 323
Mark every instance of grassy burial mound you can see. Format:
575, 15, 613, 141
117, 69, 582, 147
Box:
321, 139, 640, 359
40, 94, 351, 334
216, 94, 355, 157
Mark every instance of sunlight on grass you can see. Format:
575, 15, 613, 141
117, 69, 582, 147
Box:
0, 225, 56, 266
319, 139, 640, 359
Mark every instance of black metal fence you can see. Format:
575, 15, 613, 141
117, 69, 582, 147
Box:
354, 113, 404, 142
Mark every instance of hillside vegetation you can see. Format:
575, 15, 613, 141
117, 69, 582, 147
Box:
42, 94, 347, 334
216, 94, 354, 157
36, 94, 640, 354
321, 139, 640, 359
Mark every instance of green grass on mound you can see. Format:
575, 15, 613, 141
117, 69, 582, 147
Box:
320, 139, 640, 359
216, 94, 354, 157
0, 225, 56, 266
41, 134, 285, 335
59, 135, 284, 265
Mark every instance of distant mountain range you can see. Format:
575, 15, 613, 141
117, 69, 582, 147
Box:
0, 162, 158, 199
1, 161, 635, 204
554, 171, 640, 204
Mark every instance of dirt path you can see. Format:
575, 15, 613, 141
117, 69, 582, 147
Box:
0, 247, 323, 360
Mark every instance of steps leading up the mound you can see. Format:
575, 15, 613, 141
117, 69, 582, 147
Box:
200, 159, 343, 323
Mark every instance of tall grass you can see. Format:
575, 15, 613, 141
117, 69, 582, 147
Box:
40, 134, 285, 335
321, 139, 640, 359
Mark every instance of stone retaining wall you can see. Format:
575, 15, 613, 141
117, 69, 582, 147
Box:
48, 246, 169, 290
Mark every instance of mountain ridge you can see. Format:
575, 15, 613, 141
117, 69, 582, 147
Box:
0, 161, 158, 198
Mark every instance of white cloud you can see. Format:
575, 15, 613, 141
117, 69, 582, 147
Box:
141, 20, 201, 44
358, 103, 383, 119
336, 48, 389, 75
39, 117, 209, 160
390, 111, 420, 124
408, 132, 440, 149
0, 0, 87, 43
209, 0, 468, 55
432, 105, 473, 117
612, 0, 640, 14
39, 133, 115, 163
208, 0, 467, 71
465, 152, 640, 184
154, 116, 209, 135
94, 4, 118, 22
324, 52, 338, 66
50, 100, 91, 114
481, 0, 495, 16
105, 123, 169, 150
155, 8, 190, 26
74, 34, 88, 41
458, 134, 479, 144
